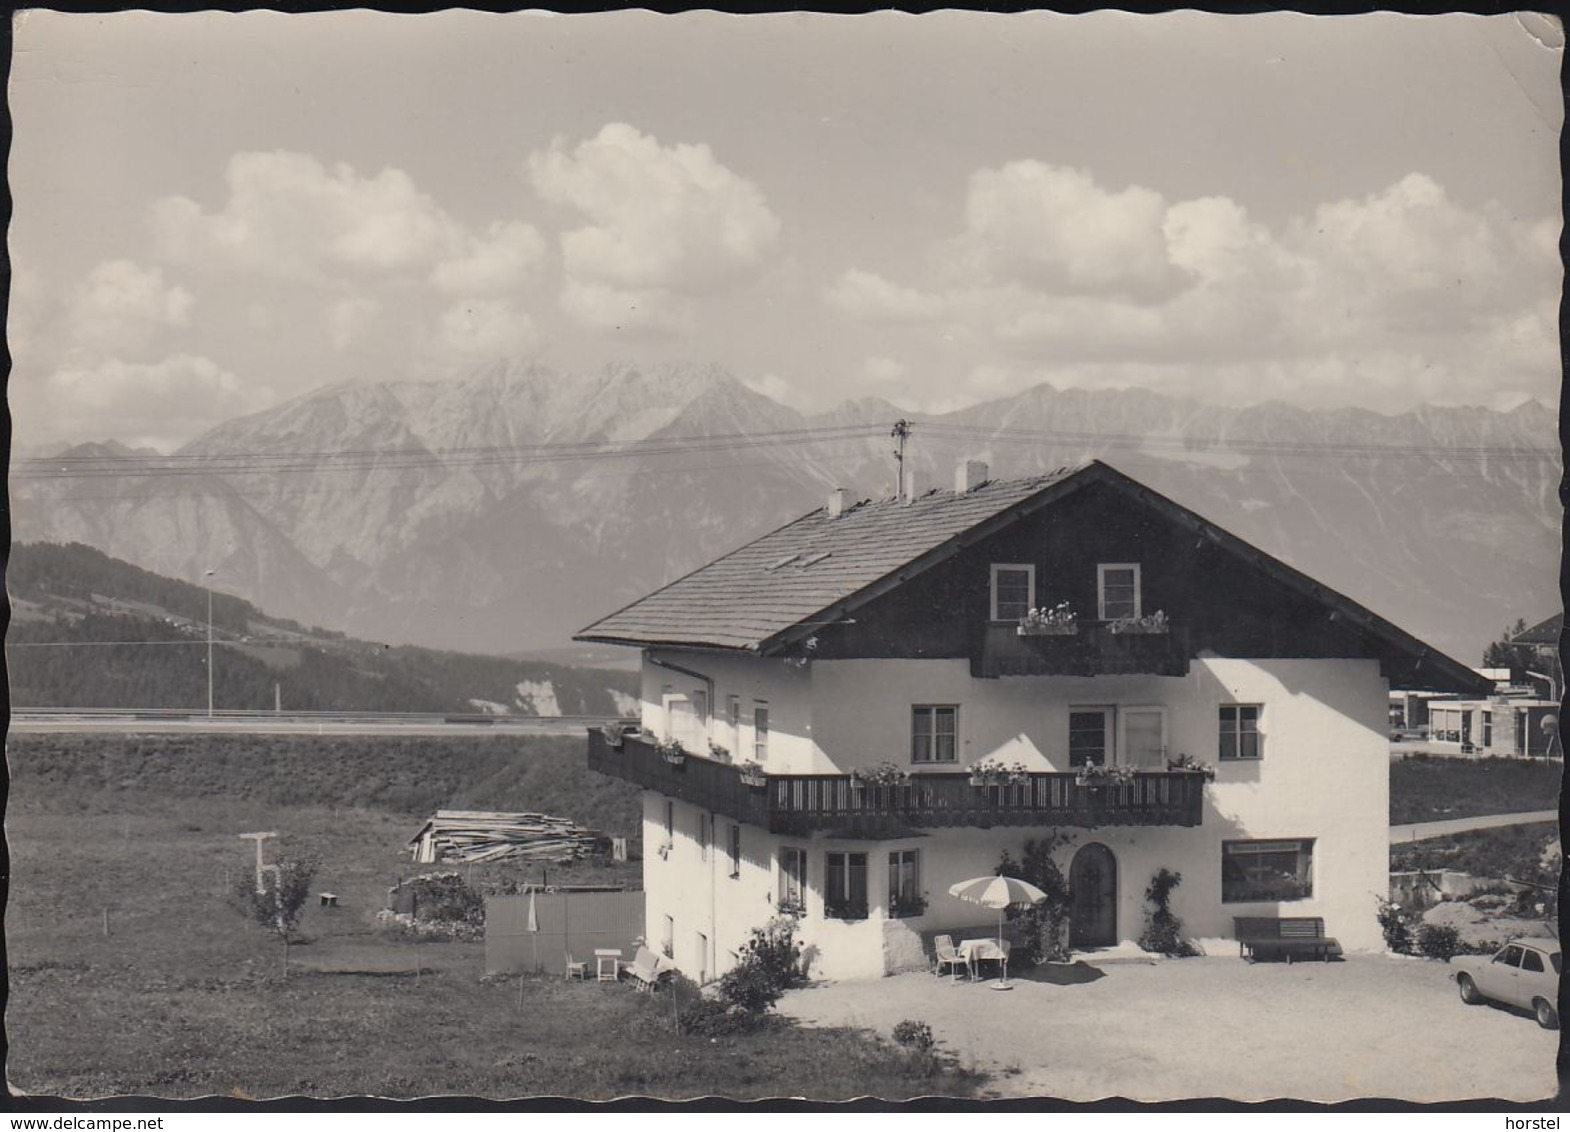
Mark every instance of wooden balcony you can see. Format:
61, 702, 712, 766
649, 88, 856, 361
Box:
974, 621, 1191, 679
586, 728, 1205, 837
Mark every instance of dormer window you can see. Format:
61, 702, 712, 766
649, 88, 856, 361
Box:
991, 563, 1035, 621
1098, 563, 1141, 621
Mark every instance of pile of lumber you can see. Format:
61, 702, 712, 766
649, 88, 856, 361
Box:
409, 809, 602, 864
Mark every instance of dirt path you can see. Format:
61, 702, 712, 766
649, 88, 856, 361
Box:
779, 955, 1558, 1102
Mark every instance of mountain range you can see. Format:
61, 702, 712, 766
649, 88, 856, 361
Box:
11, 360, 1560, 668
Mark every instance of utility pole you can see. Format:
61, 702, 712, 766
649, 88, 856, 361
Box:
891, 419, 912, 501
205, 568, 217, 718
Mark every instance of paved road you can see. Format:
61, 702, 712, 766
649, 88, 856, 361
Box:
7, 712, 611, 738
1389, 810, 1559, 843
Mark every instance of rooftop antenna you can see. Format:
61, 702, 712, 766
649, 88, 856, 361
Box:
891, 419, 912, 500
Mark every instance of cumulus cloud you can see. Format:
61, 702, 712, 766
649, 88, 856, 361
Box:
69, 259, 193, 354
955, 162, 1177, 296
431, 220, 548, 296
530, 123, 780, 331
827, 165, 1559, 412
434, 298, 540, 364
42, 354, 273, 450
152, 150, 467, 280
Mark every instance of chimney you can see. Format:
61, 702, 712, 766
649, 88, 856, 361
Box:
827, 487, 849, 518
956, 460, 989, 493
901, 467, 922, 504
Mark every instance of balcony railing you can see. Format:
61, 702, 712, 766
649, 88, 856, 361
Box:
586, 728, 1205, 836
975, 621, 1191, 678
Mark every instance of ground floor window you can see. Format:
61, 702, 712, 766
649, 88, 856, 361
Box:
661, 914, 675, 958
888, 849, 924, 918
1222, 838, 1315, 903
778, 846, 807, 915
825, 851, 869, 920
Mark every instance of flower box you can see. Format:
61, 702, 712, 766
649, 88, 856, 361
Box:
740, 771, 767, 788
1016, 622, 1079, 637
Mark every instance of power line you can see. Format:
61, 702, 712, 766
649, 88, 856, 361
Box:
11, 424, 890, 481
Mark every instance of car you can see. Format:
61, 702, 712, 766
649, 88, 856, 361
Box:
1453, 937, 1561, 1029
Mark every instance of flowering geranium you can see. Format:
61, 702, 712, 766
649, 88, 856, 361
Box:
1019, 601, 1077, 630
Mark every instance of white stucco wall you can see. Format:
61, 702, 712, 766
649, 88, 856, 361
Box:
636, 651, 1392, 974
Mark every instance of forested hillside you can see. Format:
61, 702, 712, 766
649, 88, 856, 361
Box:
7, 542, 637, 715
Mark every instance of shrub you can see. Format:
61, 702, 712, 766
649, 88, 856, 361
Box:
891, 1020, 935, 1052
997, 836, 1073, 964
676, 995, 763, 1037
1138, 867, 1200, 957
1375, 898, 1414, 955
716, 915, 804, 1014
1417, 923, 1462, 962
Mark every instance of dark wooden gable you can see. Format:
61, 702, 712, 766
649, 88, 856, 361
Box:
800, 478, 1441, 676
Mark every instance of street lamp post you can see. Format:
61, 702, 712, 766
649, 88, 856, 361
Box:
205, 569, 216, 718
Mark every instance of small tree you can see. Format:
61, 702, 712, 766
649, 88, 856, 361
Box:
997, 836, 1073, 964
1375, 897, 1415, 955
233, 851, 320, 943
1481, 620, 1535, 678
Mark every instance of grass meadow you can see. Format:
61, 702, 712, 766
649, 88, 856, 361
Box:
1387, 754, 1561, 825
5, 733, 983, 1101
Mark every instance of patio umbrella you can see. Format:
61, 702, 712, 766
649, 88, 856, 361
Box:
947, 874, 1048, 990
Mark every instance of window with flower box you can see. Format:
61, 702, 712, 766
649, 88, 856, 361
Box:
778, 846, 807, 913
1069, 707, 1113, 767
825, 851, 869, 920
1098, 563, 1141, 621
888, 849, 924, 918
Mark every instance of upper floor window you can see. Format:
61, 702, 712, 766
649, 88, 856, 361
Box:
990, 563, 1035, 621
727, 694, 743, 752
664, 798, 674, 838
728, 823, 742, 878
696, 810, 710, 862
1098, 563, 1141, 621
753, 702, 770, 762
911, 705, 959, 763
663, 690, 707, 750
1069, 707, 1113, 767
1219, 705, 1262, 760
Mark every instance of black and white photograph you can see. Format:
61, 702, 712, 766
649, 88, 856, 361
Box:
6, 7, 1564, 1108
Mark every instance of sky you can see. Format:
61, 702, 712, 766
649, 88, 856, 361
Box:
9, 9, 1564, 452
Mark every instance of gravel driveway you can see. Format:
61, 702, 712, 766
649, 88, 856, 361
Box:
779, 954, 1559, 1102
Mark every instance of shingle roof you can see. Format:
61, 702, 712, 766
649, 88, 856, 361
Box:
576, 465, 1087, 651
1511, 612, 1562, 647
574, 459, 1491, 695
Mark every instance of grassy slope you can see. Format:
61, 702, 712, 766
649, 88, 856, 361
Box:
1388, 756, 1562, 825
6, 732, 644, 838
6, 736, 981, 1100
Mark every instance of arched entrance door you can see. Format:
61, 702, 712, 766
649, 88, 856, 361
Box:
1069, 843, 1118, 948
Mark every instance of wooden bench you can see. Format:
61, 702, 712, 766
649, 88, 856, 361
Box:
1234, 916, 1340, 963
624, 945, 672, 992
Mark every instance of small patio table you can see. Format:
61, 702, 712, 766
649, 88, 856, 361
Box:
958, 937, 1011, 983
595, 948, 623, 982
